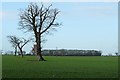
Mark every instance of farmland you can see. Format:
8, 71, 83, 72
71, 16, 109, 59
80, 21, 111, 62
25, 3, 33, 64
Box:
2, 55, 118, 78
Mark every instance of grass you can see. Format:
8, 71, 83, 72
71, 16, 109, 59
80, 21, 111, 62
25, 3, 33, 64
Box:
2, 55, 118, 78
0, 55, 2, 79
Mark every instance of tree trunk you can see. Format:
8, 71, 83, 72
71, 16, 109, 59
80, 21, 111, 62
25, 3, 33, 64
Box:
36, 34, 45, 61
19, 47, 23, 58
14, 46, 17, 56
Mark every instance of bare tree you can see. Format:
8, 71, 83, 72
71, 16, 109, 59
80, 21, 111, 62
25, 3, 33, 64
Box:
17, 38, 30, 57
7, 36, 19, 56
7, 36, 30, 57
19, 3, 61, 61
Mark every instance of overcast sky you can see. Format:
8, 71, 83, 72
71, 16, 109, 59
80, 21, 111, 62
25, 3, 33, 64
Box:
1, 2, 118, 55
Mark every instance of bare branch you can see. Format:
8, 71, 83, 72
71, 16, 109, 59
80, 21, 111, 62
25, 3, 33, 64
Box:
7, 35, 20, 47
40, 9, 60, 35
21, 39, 29, 48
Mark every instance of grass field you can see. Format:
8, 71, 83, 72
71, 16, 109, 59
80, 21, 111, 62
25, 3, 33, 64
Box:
2, 55, 118, 78
0, 55, 2, 79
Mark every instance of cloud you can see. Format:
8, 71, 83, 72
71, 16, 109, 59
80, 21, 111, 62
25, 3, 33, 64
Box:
1, 10, 19, 21
70, 4, 117, 18
60, 6, 116, 18
79, 6, 114, 11
0, 11, 10, 18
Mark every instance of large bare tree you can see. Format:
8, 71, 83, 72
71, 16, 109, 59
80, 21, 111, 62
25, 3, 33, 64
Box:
19, 3, 60, 61
7, 36, 30, 57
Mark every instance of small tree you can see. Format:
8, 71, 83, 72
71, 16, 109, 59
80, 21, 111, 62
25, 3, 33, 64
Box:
7, 36, 19, 56
7, 35, 30, 57
19, 3, 61, 61
17, 38, 30, 57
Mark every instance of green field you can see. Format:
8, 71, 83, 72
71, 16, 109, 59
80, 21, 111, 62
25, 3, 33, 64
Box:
2, 55, 118, 78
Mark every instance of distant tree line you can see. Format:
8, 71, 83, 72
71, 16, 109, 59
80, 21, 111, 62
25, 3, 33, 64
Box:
39, 49, 102, 56
2, 51, 26, 55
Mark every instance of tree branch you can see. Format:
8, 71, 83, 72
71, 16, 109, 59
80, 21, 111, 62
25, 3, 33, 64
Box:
40, 9, 60, 35
21, 40, 29, 48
